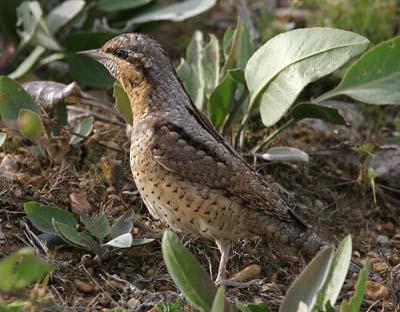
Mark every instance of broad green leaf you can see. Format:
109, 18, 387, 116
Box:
67, 54, 114, 88
279, 247, 334, 312
0, 0, 24, 41
222, 27, 234, 61
126, 0, 216, 25
291, 103, 348, 125
0, 76, 40, 129
105, 233, 133, 248
8, 46, 46, 79
16, 1, 61, 51
177, 31, 204, 110
79, 232, 104, 256
52, 219, 90, 250
18, 109, 45, 141
0, 248, 52, 292
318, 235, 352, 308
47, 0, 85, 34
223, 18, 253, 72
80, 214, 110, 242
211, 287, 225, 312
24, 201, 77, 235
245, 28, 369, 127
162, 231, 217, 312
236, 302, 269, 312
113, 81, 133, 125
110, 210, 135, 239
208, 74, 235, 128
69, 116, 94, 145
262, 147, 309, 162
228, 68, 245, 84
0, 132, 6, 147
317, 36, 400, 104
97, 0, 152, 12
341, 262, 369, 312
202, 34, 220, 98
65, 32, 116, 52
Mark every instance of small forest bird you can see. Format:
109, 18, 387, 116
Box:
79, 33, 325, 286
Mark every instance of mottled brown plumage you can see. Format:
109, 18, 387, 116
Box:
80, 33, 325, 285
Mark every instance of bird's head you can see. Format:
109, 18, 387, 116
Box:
79, 33, 171, 93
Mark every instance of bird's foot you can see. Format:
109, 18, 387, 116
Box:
214, 277, 261, 288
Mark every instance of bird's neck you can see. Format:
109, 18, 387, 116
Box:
126, 68, 185, 124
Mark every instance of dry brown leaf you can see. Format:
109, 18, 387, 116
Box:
230, 264, 261, 282
70, 192, 92, 215
366, 281, 389, 300
74, 279, 94, 293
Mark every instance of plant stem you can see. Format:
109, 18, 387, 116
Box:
251, 118, 296, 153
314, 89, 339, 103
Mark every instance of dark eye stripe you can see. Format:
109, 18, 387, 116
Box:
115, 49, 128, 59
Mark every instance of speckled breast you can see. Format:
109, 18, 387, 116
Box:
129, 122, 251, 241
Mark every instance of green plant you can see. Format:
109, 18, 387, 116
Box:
161, 231, 369, 312
175, 21, 400, 156
24, 202, 153, 256
156, 300, 183, 312
0, 76, 94, 160
303, 0, 397, 44
2, 0, 216, 88
0, 248, 53, 311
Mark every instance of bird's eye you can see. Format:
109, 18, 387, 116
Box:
116, 49, 128, 59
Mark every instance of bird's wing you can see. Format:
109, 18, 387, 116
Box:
150, 117, 298, 224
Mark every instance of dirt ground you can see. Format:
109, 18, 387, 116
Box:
1, 99, 400, 311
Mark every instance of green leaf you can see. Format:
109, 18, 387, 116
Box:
105, 233, 132, 248
202, 34, 220, 98
65, 32, 116, 52
211, 287, 225, 312
279, 247, 334, 312
228, 68, 245, 84
47, 0, 85, 34
80, 214, 110, 242
162, 230, 217, 312
223, 18, 253, 72
245, 28, 369, 127
18, 109, 46, 141
236, 302, 269, 312
208, 74, 235, 128
0, 132, 6, 148
97, 0, 152, 12
67, 54, 114, 88
318, 235, 352, 308
16, 1, 61, 51
52, 219, 90, 250
126, 0, 216, 25
177, 31, 204, 110
317, 36, 400, 104
340, 261, 369, 312
291, 103, 348, 125
0, 248, 52, 292
262, 147, 309, 162
69, 116, 94, 145
0, 76, 40, 129
110, 210, 135, 239
8, 46, 46, 79
24, 201, 77, 235
222, 27, 234, 61
113, 81, 133, 125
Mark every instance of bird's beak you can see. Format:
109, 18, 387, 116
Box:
78, 49, 107, 62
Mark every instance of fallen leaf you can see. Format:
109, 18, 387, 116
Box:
70, 192, 92, 215
366, 281, 389, 300
74, 279, 94, 293
230, 264, 261, 282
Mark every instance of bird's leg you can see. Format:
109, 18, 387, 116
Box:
215, 239, 260, 288
215, 239, 231, 284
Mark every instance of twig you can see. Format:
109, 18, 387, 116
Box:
67, 106, 126, 127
